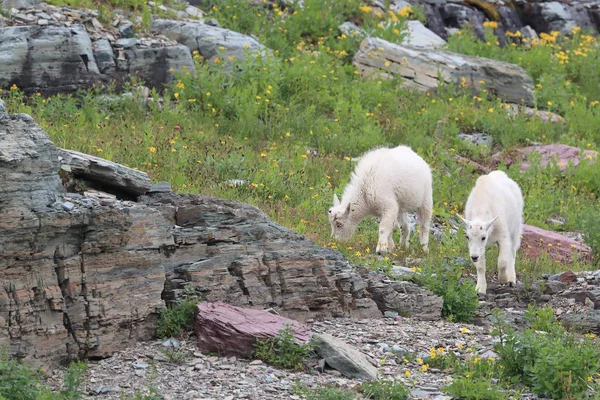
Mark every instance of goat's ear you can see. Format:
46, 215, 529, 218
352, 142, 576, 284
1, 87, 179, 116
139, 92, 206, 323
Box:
456, 213, 470, 226
483, 215, 499, 230
333, 194, 341, 207
344, 202, 351, 216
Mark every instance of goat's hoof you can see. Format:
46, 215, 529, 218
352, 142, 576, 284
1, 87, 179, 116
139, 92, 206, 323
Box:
477, 292, 487, 300
376, 242, 390, 255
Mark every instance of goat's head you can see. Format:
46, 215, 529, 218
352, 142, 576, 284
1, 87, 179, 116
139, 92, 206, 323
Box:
328, 194, 356, 241
457, 214, 499, 263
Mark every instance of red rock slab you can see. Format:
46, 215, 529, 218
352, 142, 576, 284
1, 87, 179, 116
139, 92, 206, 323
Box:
520, 224, 592, 262
493, 144, 598, 171
195, 302, 311, 358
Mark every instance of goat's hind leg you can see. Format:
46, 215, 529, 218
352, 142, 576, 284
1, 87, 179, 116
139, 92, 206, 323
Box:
396, 212, 410, 249
417, 205, 432, 254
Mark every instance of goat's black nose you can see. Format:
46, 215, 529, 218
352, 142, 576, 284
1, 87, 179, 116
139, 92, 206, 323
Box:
471, 256, 479, 262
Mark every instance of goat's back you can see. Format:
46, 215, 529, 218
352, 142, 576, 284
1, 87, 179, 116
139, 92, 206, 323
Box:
466, 170, 523, 228
351, 145, 432, 210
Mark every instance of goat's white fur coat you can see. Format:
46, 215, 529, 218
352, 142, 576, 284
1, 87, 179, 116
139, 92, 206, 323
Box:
459, 170, 524, 294
328, 145, 433, 254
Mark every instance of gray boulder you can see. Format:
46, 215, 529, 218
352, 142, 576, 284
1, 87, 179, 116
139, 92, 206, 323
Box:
121, 45, 196, 89
150, 19, 269, 65
353, 37, 535, 106
0, 25, 100, 94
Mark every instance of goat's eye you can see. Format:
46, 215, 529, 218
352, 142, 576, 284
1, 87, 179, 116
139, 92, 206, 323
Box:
481, 236, 486, 241
328, 210, 332, 214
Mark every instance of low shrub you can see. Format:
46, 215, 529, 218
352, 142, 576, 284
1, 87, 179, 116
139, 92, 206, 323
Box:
253, 325, 313, 370
359, 379, 410, 400
492, 306, 600, 399
155, 286, 202, 339
416, 262, 479, 322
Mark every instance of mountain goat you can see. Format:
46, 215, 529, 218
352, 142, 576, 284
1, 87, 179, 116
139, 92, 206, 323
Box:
328, 145, 433, 255
458, 170, 524, 294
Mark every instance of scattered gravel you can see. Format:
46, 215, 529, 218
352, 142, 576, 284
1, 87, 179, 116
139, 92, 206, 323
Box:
44, 316, 495, 399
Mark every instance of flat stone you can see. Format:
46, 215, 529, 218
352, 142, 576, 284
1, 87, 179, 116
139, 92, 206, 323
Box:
59, 149, 152, 196
149, 181, 172, 193
314, 333, 378, 380
114, 38, 138, 48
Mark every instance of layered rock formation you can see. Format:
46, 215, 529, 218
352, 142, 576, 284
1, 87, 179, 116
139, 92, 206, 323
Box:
1, 101, 445, 367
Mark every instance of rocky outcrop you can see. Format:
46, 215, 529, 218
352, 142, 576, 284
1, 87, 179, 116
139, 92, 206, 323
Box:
0, 11, 273, 94
353, 37, 535, 106
521, 224, 593, 262
0, 103, 394, 367
195, 302, 311, 358
0, 25, 100, 94
0, 23, 195, 94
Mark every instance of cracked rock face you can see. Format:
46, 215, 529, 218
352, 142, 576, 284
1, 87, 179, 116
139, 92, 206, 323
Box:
0, 108, 393, 367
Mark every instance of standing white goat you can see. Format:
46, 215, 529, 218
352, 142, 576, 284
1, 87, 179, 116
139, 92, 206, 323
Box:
328, 145, 433, 254
457, 170, 524, 294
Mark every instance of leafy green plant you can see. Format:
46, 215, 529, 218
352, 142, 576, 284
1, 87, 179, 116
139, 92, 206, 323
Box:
444, 377, 510, 400
0, 347, 87, 400
291, 383, 358, 400
156, 286, 202, 339
417, 262, 479, 322
59, 361, 88, 400
0, 348, 48, 400
358, 379, 410, 400
492, 307, 600, 399
253, 325, 313, 370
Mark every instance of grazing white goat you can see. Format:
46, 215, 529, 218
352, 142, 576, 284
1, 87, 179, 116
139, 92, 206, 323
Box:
457, 170, 524, 294
328, 145, 433, 255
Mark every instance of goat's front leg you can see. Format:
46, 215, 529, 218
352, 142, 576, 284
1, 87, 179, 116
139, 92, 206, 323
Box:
474, 254, 487, 294
497, 240, 517, 286
376, 207, 399, 255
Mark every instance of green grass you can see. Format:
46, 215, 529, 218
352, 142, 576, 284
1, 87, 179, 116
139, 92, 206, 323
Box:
2, 0, 600, 291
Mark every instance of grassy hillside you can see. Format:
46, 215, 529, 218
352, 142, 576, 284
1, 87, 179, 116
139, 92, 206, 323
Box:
3, 0, 600, 281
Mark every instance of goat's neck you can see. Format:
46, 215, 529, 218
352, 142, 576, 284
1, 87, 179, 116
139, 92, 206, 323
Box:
341, 192, 369, 223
